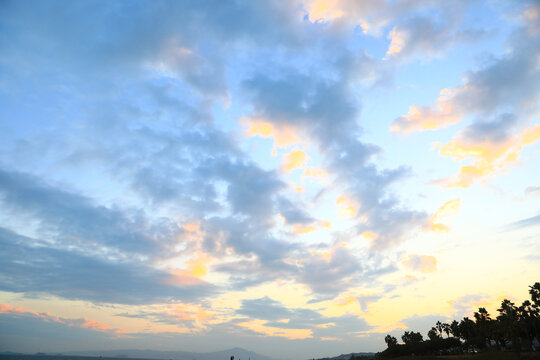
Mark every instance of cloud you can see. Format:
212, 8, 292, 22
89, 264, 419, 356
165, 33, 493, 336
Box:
426, 198, 461, 233
1, 0, 311, 80
277, 197, 315, 225
402, 255, 437, 273
237, 297, 294, 321
0, 227, 215, 304
392, 6, 540, 134
116, 302, 214, 333
0, 312, 118, 353
0, 303, 123, 334
390, 88, 463, 133
304, 0, 471, 42
336, 195, 358, 218
201, 158, 286, 223
525, 186, 540, 196
522, 1, 540, 36
2, 0, 429, 261
234, 296, 372, 341
504, 213, 540, 231
298, 244, 362, 295
244, 118, 304, 149
385, 8, 480, 61
242, 70, 361, 148
334, 294, 382, 313
243, 62, 428, 250
401, 313, 450, 337
436, 118, 540, 188
202, 217, 296, 266
448, 294, 491, 318
234, 297, 318, 340
0, 168, 167, 257
282, 149, 308, 172
149, 41, 228, 99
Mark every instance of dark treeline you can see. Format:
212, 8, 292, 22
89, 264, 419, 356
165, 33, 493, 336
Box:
379, 282, 540, 358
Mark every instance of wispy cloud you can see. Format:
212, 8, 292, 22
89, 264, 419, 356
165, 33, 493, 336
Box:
0, 303, 124, 334
504, 213, 540, 231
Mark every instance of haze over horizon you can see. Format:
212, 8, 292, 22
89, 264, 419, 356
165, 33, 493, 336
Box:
1, 1, 539, 359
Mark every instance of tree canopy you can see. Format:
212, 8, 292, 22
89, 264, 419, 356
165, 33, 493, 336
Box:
380, 282, 540, 358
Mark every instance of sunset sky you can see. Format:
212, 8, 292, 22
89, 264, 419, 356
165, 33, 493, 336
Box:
1, 1, 539, 359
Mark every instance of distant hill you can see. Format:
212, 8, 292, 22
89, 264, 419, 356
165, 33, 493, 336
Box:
62, 347, 275, 360
313, 352, 375, 360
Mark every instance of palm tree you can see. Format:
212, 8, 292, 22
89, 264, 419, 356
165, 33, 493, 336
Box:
474, 307, 492, 348
428, 327, 440, 341
529, 282, 540, 306
450, 320, 460, 338
497, 299, 520, 353
442, 322, 451, 338
436, 321, 444, 338
458, 317, 479, 351
518, 299, 538, 351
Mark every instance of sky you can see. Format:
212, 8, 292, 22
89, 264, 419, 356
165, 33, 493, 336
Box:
0, 0, 539, 359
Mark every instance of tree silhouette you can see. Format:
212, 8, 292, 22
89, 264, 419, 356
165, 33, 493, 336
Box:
436, 321, 444, 337
401, 331, 423, 345
384, 335, 397, 348
497, 299, 521, 353
442, 322, 451, 338
474, 307, 491, 348
427, 327, 439, 341
380, 282, 540, 358
530, 283, 540, 306
449, 320, 460, 338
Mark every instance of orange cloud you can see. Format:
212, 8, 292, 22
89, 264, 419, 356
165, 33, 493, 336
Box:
433, 198, 461, 219
303, 0, 390, 35
311, 249, 331, 261
283, 149, 308, 171
156, 303, 213, 324
292, 224, 317, 234
182, 223, 200, 232
0, 303, 125, 334
171, 252, 212, 284
281, 149, 329, 187
316, 322, 336, 328
311, 243, 348, 265
386, 26, 407, 57
307, 0, 344, 23
291, 219, 331, 235
336, 195, 357, 217
390, 88, 462, 133
426, 198, 460, 233
244, 118, 303, 149
439, 124, 540, 188
361, 231, 378, 240
80, 318, 113, 331
402, 255, 437, 273
336, 295, 358, 307
0, 303, 39, 316
302, 166, 328, 180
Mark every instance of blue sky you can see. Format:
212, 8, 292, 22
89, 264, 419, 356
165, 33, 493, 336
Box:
1, 1, 540, 359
